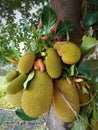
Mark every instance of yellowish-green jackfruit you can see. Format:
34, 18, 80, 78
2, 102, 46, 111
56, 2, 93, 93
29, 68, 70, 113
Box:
56, 42, 81, 64
22, 70, 53, 117
7, 74, 27, 94
53, 78, 80, 122
60, 42, 81, 64
53, 41, 65, 56
7, 89, 23, 107
45, 48, 62, 78
91, 118, 98, 130
18, 50, 35, 74
6, 70, 18, 82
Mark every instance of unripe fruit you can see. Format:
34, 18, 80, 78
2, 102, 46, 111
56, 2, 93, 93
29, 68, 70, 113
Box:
54, 42, 81, 65
22, 71, 53, 117
6, 70, 18, 82
53, 78, 80, 122
18, 51, 35, 74
45, 48, 62, 78
7, 89, 23, 107
7, 74, 27, 94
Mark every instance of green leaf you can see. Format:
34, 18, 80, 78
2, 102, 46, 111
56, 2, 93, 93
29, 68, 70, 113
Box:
41, 4, 57, 34
7, 46, 20, 59
87, 0, 98, 4
80, 35, 97, 54
72, 110, 88, 130
78, 60, 98, 82
82, 9, 98, 26
93, 107, 98, 120
23, 70, 35, 90
15, 108, 38, 121
82, 87, 89, 94
54, 21, 75, 38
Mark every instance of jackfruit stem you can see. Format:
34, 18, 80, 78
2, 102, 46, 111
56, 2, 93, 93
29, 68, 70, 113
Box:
34, 59, 45, 72
66, 30, 70, 42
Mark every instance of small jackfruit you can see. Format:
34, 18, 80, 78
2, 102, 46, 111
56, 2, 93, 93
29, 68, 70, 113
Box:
91, 118, 98, 130
22, 70, 53, 117
45, 48, 62, 78
7, 89, 23, 107
7, 74, 27, 94
6, 70, 18, 82
18, 51, 35, 74
78, 87, 89, 106
56, 42, 81, 64
53, 78, 80, 122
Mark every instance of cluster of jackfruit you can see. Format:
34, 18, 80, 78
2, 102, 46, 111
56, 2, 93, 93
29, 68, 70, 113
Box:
6, 42, 89, 123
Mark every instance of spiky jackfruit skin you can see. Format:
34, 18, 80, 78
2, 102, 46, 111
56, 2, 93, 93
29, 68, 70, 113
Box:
7, 74, 27, 94
6, 70, 18, 82
18, 51, 35, 74
57, 42, 81, 64
53, 42, 65, 56
91, 118, 98, 130
22, 71, 53, 117
7, 89, 23, 107
53, 78, 80, 122
45, 48, 62, 78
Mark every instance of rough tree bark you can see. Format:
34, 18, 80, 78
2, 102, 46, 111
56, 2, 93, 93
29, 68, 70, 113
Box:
50, 0, 83, 45
48, 0, 83, 130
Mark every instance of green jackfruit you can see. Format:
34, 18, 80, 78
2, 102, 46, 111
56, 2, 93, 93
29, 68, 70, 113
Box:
7, 89, 23, 107
6, 70, 18, 82
22, 70, 53, 117
91, 118, 98, 130
56, 42, 81, 64
78, 87, 89, 106
53, 78, 80, 122
45, 48, 62, 78
7, 74, 27, 94
18, 50, 35, 74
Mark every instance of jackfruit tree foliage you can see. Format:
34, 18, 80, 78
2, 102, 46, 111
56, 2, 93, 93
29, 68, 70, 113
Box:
0, 0, 48, 63
1, 1, 98, 130
0, 0, 48, 24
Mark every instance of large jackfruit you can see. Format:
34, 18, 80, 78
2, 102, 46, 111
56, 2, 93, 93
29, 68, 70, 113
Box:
7, 74, 27, 94
6, 70, 18, 82
18, 51, 35, 74
7, 89, 23, 107
45, 48, 62, 78
53, 78, 80, 122
22, 70, 53, 117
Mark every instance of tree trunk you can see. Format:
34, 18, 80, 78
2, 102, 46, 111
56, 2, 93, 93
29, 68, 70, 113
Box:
50, 0, 83, 45
48, 1, 83, 130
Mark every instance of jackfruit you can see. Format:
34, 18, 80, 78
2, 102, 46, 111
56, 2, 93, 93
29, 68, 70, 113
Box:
7, 89, 23, 107
53, 78, 80, 122
18, 50, 35, 74
53, 41, 65, 56
6, 70, 18, 82
45, 48, 62, 78
91, 118, 98, 130
56, 42, 81, 64
7, 74, 27, 94
78, 87, 89, 106
22, 70, 53, 117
